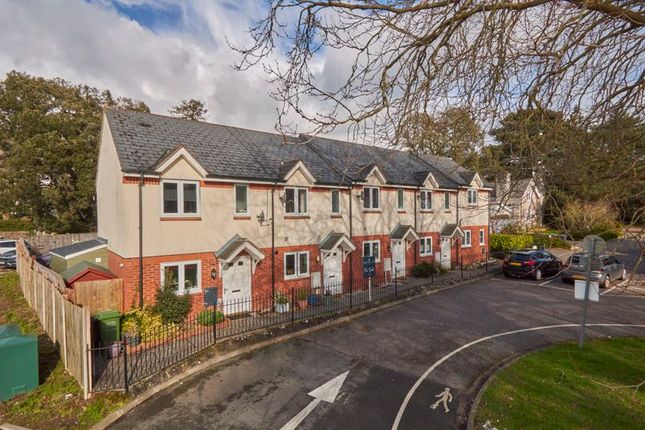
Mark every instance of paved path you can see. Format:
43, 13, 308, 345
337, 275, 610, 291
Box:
110, 275, 645, 430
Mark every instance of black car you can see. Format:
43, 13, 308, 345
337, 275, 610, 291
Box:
503, 249, 562, 280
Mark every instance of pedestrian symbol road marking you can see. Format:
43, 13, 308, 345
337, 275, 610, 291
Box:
429, 387, 452, 413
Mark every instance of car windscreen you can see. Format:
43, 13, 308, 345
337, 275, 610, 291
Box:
509, 253, 533, 261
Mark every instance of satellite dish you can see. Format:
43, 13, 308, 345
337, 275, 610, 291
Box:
582, 235, 606, 255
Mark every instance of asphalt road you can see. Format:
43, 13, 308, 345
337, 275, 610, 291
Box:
110, 267, 645, 430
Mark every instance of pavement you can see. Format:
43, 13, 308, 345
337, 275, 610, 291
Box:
108, 256, 645, 429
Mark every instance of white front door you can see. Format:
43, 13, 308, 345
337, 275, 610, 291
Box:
391, 240, 406, 277
222, 255, 252, 314
440, 238, 452, 269
323, 250, 343, 294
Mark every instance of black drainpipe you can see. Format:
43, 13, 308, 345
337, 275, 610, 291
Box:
138, 172, 144, 309
414, 187, 419, 265
348, 183, 353, 291
456, 189, 460, 266
271, 183, 276, 298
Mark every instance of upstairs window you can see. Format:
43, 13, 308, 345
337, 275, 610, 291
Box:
162, 180, 199, 216
331, 189, 341, 214
420, 190, 432, 210
285, 187, 308, 215
444, 192, 450, 210
235, 184, 249, 215
397, 189, 405, 210
467, 189, 478, 205
363, 187, 380, 210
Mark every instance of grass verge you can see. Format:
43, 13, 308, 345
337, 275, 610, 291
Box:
475, 337, 645, 429
0, 272, 127, 429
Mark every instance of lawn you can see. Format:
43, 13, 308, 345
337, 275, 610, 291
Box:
0, 272, 126, 429
475, 337, 645, 430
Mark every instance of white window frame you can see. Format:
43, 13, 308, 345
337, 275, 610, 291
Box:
234, 184, 249, 215
284, 186, 309, 215
331, 189, 341, 215
284, 251, 310, 279
363, 186, 380, 210
467, 189, 478, 205
363, 240, 381, 262
160, 260, 201, 295
397, 189, 405, 210
161, 180, 200, 217
463, 230, 472, 248
419, 237, 433, 256
479, 229, 485, 246
420, 190, 433, 211
444, 192, 450, 210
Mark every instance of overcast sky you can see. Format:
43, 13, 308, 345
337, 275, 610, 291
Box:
0, 0, 348, 136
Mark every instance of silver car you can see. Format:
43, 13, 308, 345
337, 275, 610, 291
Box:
561, 253, 627, 288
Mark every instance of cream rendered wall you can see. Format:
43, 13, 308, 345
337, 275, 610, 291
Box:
458, 188, 490, 226
96, 117, 128, 255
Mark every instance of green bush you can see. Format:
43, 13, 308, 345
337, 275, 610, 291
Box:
532, 234, 570, 250
296, 289, 308, 300
197, 310, 225, 326
412, 262, 446, 278
275, 292, 288, 304
121, 307, 178, 343
489, 234, 534, 252
570, 228, 622, 241
0, 218, 34, 231
153, 270, 192, 325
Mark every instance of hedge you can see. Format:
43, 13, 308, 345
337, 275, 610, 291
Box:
0, 219, 34, 231
489, 234, 534, 252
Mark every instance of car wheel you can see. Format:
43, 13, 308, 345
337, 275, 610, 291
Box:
601, 275, 610, 288
534, 269, 542, 281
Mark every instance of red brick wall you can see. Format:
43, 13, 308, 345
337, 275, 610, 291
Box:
456, 225, 488, 265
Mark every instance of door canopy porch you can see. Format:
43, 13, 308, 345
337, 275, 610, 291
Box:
440, 224, 465, 239
390, 224, 420, 249
215, 234, 265, 274
320, 232, 356, 262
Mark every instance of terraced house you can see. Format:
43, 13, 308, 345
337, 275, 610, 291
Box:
97, 110, 491, 314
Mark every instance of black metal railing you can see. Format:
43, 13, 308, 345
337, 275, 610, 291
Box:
89, 260, 498, 392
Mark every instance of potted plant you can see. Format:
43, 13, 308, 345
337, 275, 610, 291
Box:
322, 289, 333, 306
274, 292, 290, 313
121, 313, 140, 346
296, 289, 308, 310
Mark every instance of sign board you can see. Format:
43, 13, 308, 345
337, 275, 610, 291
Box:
574, 280, 599, 302
363, 256, 376, 278
203, 287, 218, 307
581, 235, 606, 255
383, 258, 391, 272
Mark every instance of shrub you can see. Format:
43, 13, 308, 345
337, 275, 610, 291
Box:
121, 314, 139, 338
532, 234, 570, 250
296, 289, 308, 300
121, 307, 178, 343
412, 262, 446, 278
153, 270, 192, 325
275, 292, 289, 304
489, 233, 534, 252
0, 218, 34, 231
197, 310, 225, 326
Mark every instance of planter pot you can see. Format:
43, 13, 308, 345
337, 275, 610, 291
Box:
275, 303, 290, 313
108, 341, 121, 358
308, 294, 320, 306
125, 334, 140, 346
297, 299, 308, 310
322, 295, 333, 306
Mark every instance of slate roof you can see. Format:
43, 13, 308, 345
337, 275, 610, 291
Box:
319, 232, 356, 251
215, 234, 264, 262
440, 224, 464, 238
106, 109, 488, 189
390, 224, 419, 240
61, 261, 115, 284
50, 239, 107, 258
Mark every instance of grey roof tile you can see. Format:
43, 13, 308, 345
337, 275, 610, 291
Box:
50, 240, 107, 258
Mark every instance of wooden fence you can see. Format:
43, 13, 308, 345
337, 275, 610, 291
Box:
69, 279, 123, 315
16, 239, 92, 399
28, 232, 98, 253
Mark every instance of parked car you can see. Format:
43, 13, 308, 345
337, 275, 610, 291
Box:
561, 253, 626, 288
503, 249, 562, 280
0, 249, 17, 269
0, 239, 16, 257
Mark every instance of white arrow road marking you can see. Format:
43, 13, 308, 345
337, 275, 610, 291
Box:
280, 371, 349, 430
391, 323, 645, 430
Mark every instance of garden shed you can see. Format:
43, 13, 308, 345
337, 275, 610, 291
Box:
61, 261, 116, 287
50, 239, 108, 274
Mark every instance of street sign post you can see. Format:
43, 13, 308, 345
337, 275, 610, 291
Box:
363, 256, 375, 301
578, 235, 606, 348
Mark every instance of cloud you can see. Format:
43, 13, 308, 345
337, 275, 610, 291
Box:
0, 0, 317, 134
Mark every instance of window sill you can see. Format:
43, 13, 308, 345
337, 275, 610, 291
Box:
444, 210, 451, 213
234, 216, 251, 220
419, 253, 433, 257
160, 216, 202, 221
284, 274, 310, 281
420, 210, 434, 213
363, 209, 382, 213
397, 210, 406, 213
176, 289, 201, 296
330, 214, 342, 218
462, 245, 472, 248
284, 215, 310, 219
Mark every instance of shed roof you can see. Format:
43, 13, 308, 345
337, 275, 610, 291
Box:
61, 261, 115, 285
50, 238, 107, 259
